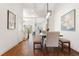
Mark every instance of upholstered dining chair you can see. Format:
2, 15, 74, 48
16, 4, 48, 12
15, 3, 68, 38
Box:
45, 32, 60, 48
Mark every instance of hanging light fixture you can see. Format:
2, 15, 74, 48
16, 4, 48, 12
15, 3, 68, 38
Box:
46, 3, 52, 19
45, 3, 52, 31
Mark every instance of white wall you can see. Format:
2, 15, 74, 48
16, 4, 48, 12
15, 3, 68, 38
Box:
54, 3, 79, 52
0, 3, 24, 55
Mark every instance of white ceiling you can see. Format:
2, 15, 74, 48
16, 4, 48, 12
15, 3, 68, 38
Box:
22, 3, 55, 26
23, 3, 55, 17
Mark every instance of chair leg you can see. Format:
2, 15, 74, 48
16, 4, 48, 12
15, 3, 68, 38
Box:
68, 42, 71, 55
33, 43, 35, 51
41, 43, 42, 51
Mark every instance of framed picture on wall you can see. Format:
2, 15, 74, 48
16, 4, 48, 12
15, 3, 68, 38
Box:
7, 10, 16, 30
61, 9, 76, 31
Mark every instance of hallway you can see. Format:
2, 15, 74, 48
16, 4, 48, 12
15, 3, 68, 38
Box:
2, 34, 79, 56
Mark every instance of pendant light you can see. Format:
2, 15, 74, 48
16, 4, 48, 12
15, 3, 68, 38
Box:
46, 3, 52, 19
46, 3, 52, 31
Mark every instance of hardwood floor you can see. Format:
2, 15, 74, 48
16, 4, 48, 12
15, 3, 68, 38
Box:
2, 34, 79, 56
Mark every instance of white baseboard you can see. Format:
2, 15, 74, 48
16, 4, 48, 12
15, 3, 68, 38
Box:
0, 37, 24, 56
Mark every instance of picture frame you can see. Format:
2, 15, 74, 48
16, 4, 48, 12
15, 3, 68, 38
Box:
61, 9, 76, 31
7, 10, 16, 30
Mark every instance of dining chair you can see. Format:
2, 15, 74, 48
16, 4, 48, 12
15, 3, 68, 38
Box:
45, 32, 60, 48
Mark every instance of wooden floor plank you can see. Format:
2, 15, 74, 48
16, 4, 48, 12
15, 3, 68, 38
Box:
2, 40, 79, 56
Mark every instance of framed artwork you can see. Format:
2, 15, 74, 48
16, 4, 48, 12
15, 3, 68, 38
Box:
61, 9, 76, 31
7, 10, 16, 30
